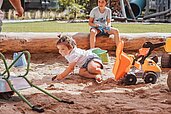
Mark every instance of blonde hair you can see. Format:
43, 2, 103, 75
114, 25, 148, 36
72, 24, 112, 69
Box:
57, 35, 76, 49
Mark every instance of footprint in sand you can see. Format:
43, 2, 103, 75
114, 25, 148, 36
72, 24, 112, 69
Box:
161, 99, 171, 104
45, 84, 57, 90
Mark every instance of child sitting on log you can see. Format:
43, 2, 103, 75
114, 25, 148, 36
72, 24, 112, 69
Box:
88, 0, 121, 48
52, 35, 103, 83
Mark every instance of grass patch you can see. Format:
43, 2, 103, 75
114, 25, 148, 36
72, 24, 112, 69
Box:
2, 21, 171, 33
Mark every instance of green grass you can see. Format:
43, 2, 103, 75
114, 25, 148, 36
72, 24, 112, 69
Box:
2, 21, 171, 33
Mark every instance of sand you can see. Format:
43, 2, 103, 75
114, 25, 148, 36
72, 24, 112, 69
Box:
0, 53, 171, 114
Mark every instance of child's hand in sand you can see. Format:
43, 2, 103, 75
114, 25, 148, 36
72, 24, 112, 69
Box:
52, 74, 64, 81
16, 7, 24, 17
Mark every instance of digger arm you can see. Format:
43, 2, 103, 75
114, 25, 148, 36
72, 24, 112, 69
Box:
136, 42, 165, 64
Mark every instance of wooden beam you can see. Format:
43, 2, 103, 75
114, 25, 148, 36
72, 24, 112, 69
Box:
144, 9, 171, 20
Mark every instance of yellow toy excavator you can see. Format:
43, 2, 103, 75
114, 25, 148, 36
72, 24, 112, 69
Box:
113, 40, 166, 85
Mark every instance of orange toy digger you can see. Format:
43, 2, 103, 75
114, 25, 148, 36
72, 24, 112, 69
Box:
113, 40, 165, 85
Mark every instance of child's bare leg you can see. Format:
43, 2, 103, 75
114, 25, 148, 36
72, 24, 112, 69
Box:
107, 28, 120, 47
79, 60, 103, 83
87, 60, 102, 75
79, 68, 97, 79
90, 28, 98, 48
87, 60, 103, 83
79, 61, 102, 78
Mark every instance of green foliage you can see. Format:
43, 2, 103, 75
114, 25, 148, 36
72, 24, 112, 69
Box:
58, 0, 75, 12
57, 0, 90, 19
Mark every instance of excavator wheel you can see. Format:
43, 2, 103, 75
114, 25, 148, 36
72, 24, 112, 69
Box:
144, 72, 157, 84
124, 74, 137, 85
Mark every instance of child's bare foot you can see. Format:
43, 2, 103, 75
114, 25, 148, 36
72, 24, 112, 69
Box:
95, 75, 102, 83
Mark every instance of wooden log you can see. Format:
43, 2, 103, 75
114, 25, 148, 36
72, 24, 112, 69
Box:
72, 33, 171, 51
0, 32, 171, 54
0, 32, 59, 53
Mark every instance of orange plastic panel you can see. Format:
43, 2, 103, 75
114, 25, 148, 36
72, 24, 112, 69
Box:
114, 53, 131, 81
113, 41, 131, 81
138, 48, 150, 56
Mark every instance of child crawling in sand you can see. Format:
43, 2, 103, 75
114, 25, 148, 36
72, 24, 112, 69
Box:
52, 35, 103, 83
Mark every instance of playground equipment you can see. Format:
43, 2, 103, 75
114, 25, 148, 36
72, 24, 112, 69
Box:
144, 0, 171, 22
0, 51, 73, 112
113, 40, 165, 85
110, 0, 146, 21
126, 0, 146, 18
110, 0, 171, 22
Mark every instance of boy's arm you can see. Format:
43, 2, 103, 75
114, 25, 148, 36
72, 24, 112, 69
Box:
106, 18, 111, 27
89, 8, 98, 27
89, 17, 98, 27
9, 0, 24, 17
52, 62, 77, 81
107, 8, 112, 27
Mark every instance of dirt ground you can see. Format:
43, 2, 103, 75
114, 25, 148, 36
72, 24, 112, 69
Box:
0, 53, 171, 114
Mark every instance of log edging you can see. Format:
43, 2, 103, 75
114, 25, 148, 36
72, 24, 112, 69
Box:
0, 32, 171, 53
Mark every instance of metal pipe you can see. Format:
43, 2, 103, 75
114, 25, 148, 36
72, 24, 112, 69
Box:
120, 0, 127, 22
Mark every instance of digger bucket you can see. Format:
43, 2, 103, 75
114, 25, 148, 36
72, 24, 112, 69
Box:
112, 41, 132, 81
